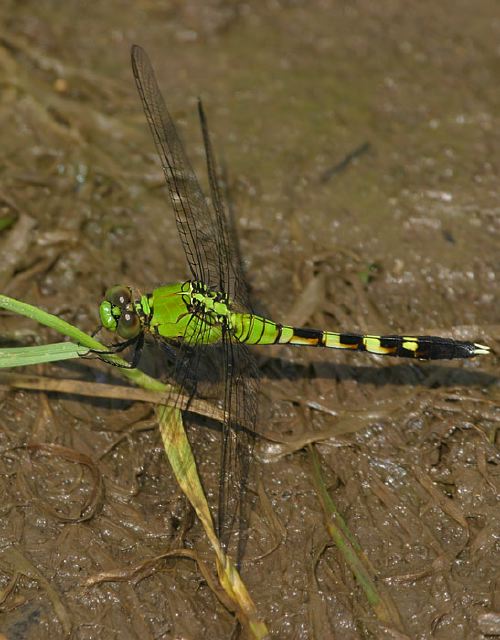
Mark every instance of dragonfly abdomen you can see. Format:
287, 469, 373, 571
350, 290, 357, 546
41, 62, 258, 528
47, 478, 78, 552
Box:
229, 312, 489, 360
314, 332, 489, 360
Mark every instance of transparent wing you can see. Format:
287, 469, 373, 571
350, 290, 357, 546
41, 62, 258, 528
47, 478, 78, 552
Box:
197, 100, 259, 555
132, 45, 226, 293
131, 45, 258, 561
219, 337, 258, 560
197, 99, 251, 309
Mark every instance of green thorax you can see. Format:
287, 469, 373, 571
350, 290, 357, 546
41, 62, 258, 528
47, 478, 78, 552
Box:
146, 280, 229, 344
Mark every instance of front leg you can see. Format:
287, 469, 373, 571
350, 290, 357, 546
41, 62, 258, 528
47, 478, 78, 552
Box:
88, 333, 144, 369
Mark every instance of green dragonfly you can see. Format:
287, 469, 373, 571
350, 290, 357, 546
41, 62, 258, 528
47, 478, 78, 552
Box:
99, 45, 490, 555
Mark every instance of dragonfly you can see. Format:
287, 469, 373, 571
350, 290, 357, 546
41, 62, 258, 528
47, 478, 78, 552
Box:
99, 44, 490, 557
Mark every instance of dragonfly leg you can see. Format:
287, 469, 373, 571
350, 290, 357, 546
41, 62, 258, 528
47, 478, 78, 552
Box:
107, 336, 139, 353
90, 324, 102, 338
130, 332, 145, 368
87, 334, 144, 369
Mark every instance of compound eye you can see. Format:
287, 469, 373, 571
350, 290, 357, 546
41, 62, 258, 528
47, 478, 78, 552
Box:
99, 301, 117, 332
104, 285, 131, 308
117, 311, 141, 339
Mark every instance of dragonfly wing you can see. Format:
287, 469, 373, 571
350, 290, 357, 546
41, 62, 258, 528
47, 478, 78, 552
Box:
195, 102, 259, 558
196, 100, 249, 306
218, 335, 259, 560
131, 45, 219, 288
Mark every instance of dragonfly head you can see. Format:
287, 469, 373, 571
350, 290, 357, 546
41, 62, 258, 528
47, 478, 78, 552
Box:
99, 285, 142, 339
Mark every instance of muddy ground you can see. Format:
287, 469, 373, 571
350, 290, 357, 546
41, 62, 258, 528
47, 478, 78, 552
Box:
0, 1, 498, 638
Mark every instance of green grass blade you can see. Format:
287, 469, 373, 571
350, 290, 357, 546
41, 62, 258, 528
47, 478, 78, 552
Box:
0, 294, 105, 350
308, 443, 404, 631
0, 342, 88, 367
157, 405, 268, 638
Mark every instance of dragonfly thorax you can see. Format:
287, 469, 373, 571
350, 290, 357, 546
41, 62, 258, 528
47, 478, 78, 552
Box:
189, 280, 231, 319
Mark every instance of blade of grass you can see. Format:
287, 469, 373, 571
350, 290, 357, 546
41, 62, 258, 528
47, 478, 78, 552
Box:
308, 443, 404, 631
0, 294, 105, 348
0, 371, 225, 422
158, 406, 268, 639
0, 342, 88, 367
